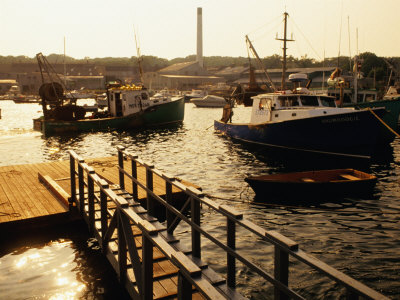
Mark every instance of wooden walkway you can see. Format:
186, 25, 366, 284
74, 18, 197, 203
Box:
0, 156, 195, 233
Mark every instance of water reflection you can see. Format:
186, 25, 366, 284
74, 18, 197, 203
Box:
0, 102, 399, 298
0, 224, 130, 300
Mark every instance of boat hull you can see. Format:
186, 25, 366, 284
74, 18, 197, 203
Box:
245, 169, 377, 200
191, 95, 227, 108
343, 99, 400, 143
34, 97, 185, 135
214, 109, 386, 158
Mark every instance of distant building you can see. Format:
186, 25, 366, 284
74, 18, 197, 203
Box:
228, 66, 337, 89
143, 61, 221, 90
214, 66, 249, 83
66, 75, 105, 90
0, 79, 18, 94
104, 65, 136, 83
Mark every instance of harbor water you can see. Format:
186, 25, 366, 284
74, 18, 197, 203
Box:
0, 100, 399, 299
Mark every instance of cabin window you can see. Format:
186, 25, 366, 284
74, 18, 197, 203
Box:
300, 95, 319, 106
365, 94, 375, 102
278, 96, 299, 107
258, 98, 271, 110
320, 96, 336, 107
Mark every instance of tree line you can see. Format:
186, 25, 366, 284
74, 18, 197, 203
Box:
1, 52, 399, 84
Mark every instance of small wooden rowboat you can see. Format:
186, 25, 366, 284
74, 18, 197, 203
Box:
245, 169, 377, 200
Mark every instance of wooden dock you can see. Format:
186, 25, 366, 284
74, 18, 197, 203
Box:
0, 156, 195, 233
0, 147, 390, 300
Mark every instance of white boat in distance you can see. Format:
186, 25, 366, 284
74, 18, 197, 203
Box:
191, 95, 227, 108
184, 89, 207, 102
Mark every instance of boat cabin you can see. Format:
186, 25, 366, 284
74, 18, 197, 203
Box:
107, 85, 171, 117
250, 91, 353, 124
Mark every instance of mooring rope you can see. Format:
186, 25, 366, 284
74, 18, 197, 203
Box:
367, 107, 400, 138
0, 202, 21, 218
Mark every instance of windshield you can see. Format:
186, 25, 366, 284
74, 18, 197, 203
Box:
300, 95, 319, 106
320, 96, 336, 107
278, 96, 299, 107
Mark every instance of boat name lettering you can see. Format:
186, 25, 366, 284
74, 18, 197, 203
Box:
321, 115, 359, 123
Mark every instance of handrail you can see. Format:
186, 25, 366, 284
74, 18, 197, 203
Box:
68, 150, 228, 300
114, 146, 389, 300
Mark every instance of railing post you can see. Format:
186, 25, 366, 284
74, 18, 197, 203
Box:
145, 165, 155, 216
165, 180, 174, 232
142, 233, 154, 300
69, 152, 76, 205
191, 196, 201, 258
227, 217, 236, 288
78, 163, 85, 215
117, 146, 125, 190
118, 210, 127, 285
100, 181, 109, 250
274, 246, 289, 300
87, 167, 95, 233
177, 272, 192, 300
131, 159, 138, 201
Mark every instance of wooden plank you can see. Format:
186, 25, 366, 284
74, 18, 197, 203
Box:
339, 174, 359, 181
38, 173, 70, 208
17, 163, 64, 215
0, 183, 14, 222
0, 166, 33, 219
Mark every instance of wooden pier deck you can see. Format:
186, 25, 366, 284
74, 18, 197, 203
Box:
0, 156, 195, 233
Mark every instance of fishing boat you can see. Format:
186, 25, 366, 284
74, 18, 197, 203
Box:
245, 169, 377, 200
191, 95, 227, 108
322, 59, 400, 143
33, 53, 184, 135
214, 12, 387, 159
33, 82, 184, 135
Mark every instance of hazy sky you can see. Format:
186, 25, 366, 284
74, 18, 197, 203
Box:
1, 0, 399, 60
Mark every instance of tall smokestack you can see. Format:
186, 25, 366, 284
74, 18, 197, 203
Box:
197, 7, 203, 68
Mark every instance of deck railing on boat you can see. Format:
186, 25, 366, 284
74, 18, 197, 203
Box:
68, 147, 389, 300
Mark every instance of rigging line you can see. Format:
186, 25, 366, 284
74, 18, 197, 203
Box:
251, 20, 283, 45
289, 17, 322, 61
246, 14, 283, 36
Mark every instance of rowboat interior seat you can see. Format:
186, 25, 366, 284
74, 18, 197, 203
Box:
301, 178, 315, 182
339, 174, 359, 181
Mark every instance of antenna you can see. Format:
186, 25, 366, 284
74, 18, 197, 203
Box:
337, 1, 343, 67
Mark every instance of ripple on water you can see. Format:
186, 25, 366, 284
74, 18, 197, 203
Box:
0, 103, 399, 298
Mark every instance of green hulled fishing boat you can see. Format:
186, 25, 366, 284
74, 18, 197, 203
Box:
325, 61, 400, 143
33, 82, 184, 135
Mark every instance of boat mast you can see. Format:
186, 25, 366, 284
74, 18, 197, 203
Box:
64, 36, 67, 88
276, 12, 294, 90
134, 29, 144, 85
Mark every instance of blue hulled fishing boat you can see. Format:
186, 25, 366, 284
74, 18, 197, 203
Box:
214, 12, 386, 159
